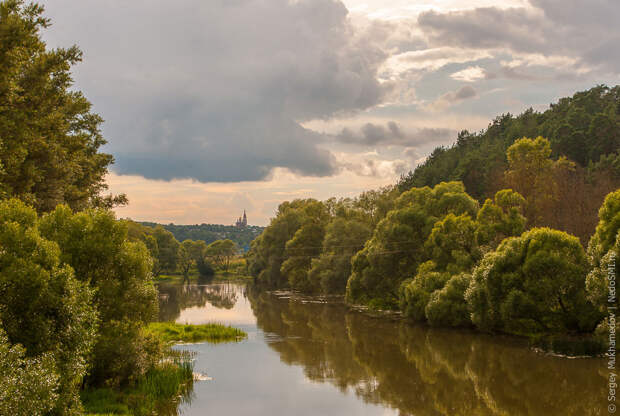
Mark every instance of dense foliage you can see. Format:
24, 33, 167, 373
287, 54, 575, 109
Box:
398, 85, 620, 198
466, 228, 599, 335
248, 129, 618, 342
348, 182, 478, 309
398, 86, 620, 242
248, 188, 397, 292
0, 328, 58, 416
586, 189, 620, 316
0, 199, 97, 415
0, 0, 125, 212
39, 206, 160, 386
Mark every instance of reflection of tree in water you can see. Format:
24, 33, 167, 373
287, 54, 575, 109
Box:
157, 279, 241, 321
247, 288, 605, 416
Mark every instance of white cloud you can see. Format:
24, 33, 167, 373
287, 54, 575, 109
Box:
450, 66, 487, 82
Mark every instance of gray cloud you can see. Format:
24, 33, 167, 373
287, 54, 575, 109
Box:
335, 122, 455, 147
40, 0, 393, 182
417, 1, 620, 73
426, 86, 478, 111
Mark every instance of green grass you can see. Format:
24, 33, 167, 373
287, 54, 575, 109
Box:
83, 322, 246, 415
82, 351, 194, 416
145, 322, 246, 344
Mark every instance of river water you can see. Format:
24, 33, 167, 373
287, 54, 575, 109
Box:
157, 280, 606, 416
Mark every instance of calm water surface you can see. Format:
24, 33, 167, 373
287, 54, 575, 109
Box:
157, 280, 606, 416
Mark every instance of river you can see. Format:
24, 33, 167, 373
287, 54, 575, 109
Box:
157, 280, 606, 415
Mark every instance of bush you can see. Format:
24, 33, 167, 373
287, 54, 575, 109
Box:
0, 329, 59, 416
425, 273, 472, 327
0, 199, 97, 415
39, 205, 160, 386
347, 182, 479, 308
197, 257, 215, 277
586, 189, 620, 314
466, 228, 599, 335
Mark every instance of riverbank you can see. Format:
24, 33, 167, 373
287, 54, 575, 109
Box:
83, 322, 247, 415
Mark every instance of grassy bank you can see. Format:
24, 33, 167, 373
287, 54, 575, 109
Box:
83, 350, 193, 416
154, 271, 252, 283
83, 323, 246, 415
145, 322, 247, 344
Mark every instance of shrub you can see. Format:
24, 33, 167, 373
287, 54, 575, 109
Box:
466, 228, 599, 335
39, 205, 159, 386
0, 199, 97, 414
586, 189, 620, 315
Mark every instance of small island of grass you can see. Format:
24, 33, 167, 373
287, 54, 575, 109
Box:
145, 322, 247, 344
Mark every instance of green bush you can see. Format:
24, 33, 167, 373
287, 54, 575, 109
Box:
0, 199, 97, 415
586, 189, 620, 314
39, 205, 160, 387
466, 228, 599, 335
425, 273, 472, 327
0, 329, 59, 416
347, 182, 479, 308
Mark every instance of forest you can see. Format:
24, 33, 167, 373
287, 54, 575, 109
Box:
139, 222, 264, 251
247, 86, 620, 349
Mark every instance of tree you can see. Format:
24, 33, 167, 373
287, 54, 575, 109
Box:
0, 199, 97, 414
425, 273, 472, 327
346, 182, 478, 309
152, 226, 180, 276
0, 1, 124, 212
465, 228, 599, 335
399, 213, 479, 323
247, 200, 308, 287
308, 214, 373, 294
398, 85, 620, 203
0, 329, 59, 416
206, 239, 239, 272
280, 200, 330, 292
505, 137, 558, 227
475, 189, 526, 249
39, 205, 159, 387
586, 189, 620, 317
178, 239, 208, 280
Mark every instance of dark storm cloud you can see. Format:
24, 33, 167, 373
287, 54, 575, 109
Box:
417, 0, 620, 73
40, 0, 393, 182
336, 122, 454, 147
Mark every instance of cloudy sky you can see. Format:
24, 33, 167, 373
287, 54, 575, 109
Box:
39, 0, 620, 226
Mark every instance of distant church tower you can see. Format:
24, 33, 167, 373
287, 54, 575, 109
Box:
235, 210, 248, 228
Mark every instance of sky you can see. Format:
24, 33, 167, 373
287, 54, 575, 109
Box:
39, 0, 620, 226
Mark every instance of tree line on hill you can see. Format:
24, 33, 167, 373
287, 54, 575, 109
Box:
139, 222, 264, 251
248, 86, 620, 344
398, 85, 619, 244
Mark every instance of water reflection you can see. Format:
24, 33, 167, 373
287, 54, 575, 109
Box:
158, 279, 255, 325
248, 287, 606, 416
158, 282, 605, 416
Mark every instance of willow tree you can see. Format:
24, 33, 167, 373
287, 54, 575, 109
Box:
346, 182, 479, 309
466, 228, 598, 335
0, 1, 124, 212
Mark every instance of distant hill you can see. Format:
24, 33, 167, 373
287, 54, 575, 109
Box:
140, 222, 264, 251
